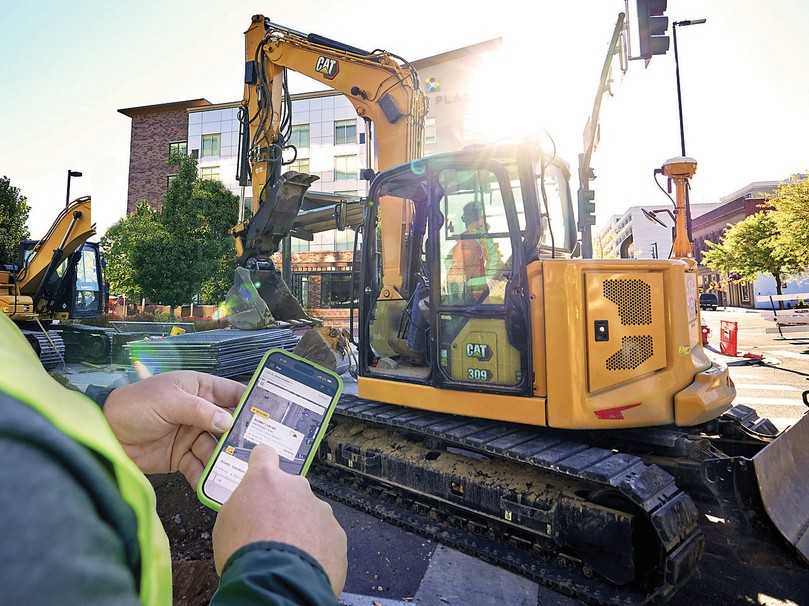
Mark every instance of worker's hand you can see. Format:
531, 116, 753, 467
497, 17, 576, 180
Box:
213, 445, 347, 596
104, 371, 243, 485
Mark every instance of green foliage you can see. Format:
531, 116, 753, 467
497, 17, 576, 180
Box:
769, 175, 809, 265
101, 202, 160, 299
703, 211, 803, 292
0, 176, 31, 265
101, 156, 238, 306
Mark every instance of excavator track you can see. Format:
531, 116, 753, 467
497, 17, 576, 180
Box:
314, 394, 706, 605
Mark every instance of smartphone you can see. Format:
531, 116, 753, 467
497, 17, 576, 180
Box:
197, 348, 343, 511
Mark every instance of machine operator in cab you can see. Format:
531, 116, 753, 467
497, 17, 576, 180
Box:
446, 201, 505, 304
0, 313, 347, 605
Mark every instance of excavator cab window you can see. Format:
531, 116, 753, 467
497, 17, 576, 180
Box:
533, 160, 575, 254
363, 176, 432, 382
431, 163, 527, 391
361, 153, 532, 395
438, 168, 512, 306
72, 245, 103, 317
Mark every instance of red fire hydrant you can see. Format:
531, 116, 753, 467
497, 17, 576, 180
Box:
701, 324, 710, 346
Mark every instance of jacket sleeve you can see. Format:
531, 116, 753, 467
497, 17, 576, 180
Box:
211, 542, 339, 606
0, 437, 141, 606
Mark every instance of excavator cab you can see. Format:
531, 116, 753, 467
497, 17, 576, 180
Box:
359, 143, 575, 392
18, 240, 104, 320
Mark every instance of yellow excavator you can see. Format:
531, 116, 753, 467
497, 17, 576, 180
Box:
1, 196, 105, 367
232, 15, 809, 604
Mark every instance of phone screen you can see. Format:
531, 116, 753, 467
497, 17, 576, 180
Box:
201, 351, 340, 506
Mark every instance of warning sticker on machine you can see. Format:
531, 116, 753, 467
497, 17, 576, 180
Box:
685, 273, 698, 325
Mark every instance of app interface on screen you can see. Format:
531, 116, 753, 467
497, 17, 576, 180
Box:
204, 357, 336, 504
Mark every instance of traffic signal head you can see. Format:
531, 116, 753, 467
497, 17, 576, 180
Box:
637, 0, 670, 60
578, 188, 596, 228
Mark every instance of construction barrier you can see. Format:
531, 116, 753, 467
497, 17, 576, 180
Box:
720, 320, 738, 357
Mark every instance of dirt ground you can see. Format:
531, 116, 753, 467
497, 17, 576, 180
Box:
150, 474, 219, 606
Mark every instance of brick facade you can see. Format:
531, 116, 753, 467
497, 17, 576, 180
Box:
118, 99, 209, 214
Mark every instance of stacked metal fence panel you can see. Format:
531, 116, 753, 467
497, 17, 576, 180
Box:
23, 330, 65, 370
124, 328, 300, 378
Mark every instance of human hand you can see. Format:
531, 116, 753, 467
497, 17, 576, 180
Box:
104, 371, 243, 484
213, 445, 347, 595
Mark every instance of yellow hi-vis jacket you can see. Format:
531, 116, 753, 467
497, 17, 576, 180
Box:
0, 313, 172, 605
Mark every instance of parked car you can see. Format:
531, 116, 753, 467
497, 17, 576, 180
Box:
700, 292, 719, 311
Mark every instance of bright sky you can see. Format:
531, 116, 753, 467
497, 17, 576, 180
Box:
2, 1, 808, 239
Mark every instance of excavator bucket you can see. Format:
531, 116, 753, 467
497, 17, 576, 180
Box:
252, 267, 309, 323
753, 411, 809, 562
229, 171, 320, 326
221, 267, 274, 329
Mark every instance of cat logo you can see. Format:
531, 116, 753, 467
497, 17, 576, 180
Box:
315, 56, 339, 80
465, 343, 492, 361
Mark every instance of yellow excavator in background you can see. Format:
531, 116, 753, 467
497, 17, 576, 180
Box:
231, 14, 809, 604
0, 196, 105, 367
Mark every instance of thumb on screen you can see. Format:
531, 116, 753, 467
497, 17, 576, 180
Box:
249, 444, 280, 472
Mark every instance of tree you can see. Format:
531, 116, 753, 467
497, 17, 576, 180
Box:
100, 202, 161, 299
703, 211, 802, 296
102, 156, 239, 306
769, 175, 809, 265
0, 176, 30, 265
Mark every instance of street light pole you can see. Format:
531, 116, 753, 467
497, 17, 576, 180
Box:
65, 169, 83, 207
671, 18, 706, 251
672, 19, 707, 157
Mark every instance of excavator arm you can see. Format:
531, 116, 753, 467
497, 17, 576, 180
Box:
230, 15, 426, 322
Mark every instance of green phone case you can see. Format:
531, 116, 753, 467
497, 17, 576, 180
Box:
196, 348, 344, 511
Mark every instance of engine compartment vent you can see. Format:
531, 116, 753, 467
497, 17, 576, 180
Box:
605, 335, 654, 371
603, 279, 652, 325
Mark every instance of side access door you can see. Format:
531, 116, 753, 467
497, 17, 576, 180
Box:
428, 162, 532, 395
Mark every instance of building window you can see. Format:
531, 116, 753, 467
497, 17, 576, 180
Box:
650, 242, 658, 259
424, 117, 438, 145
200, 166, 220, 181
288, 158, 310, 174
201, 134, 221, 158
320, 272, 356, 308
311, 230, 336, 252
168, 141, 187, 160
334, 120, 357, 145
290, 124, 310, 149
291, 237, 310, 253
334, 190, 358, 197
291, 274, 310, 307
335, 229, 355, 252
334, 155, 357, 180
167, 175, 178, 189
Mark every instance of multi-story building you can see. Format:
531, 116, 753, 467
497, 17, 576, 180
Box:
118, 98, 211, 213
596, 203, 721, 260
117, 38, 502, 314
692, 178, 809, 308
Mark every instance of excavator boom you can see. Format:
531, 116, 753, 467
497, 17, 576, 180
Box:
225, 15, 426, 326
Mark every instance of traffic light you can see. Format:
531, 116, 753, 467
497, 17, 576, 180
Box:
578, 187, 596, 228
637, 0, 670, 60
